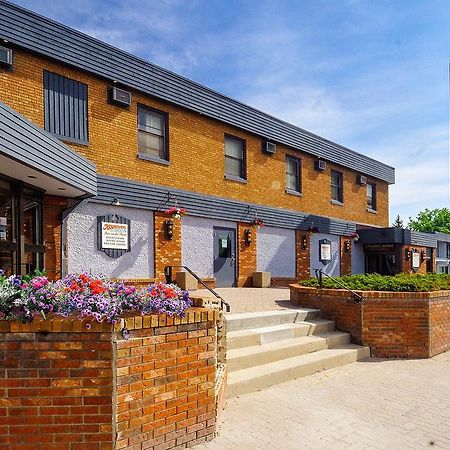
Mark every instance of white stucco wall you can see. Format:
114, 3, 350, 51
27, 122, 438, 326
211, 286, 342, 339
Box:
310, 233, 340, 277
351, 241, 365, 274
181, 216, 236, 278
67, 202, 154, 278
256, 226, 296, 277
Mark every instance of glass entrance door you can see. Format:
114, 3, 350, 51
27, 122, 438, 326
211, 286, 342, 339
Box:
0, 178, 17, 275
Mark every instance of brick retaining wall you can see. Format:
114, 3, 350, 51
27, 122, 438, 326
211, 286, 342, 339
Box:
290, 285, 450, 358
0, 308, 221, 449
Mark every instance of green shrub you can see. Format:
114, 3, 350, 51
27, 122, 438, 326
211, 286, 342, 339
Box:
299, 273, 450, 292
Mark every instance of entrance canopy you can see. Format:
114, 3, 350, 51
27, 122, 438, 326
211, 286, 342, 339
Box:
0, 101, 96, 198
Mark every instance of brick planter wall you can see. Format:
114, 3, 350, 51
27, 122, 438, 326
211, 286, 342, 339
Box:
0, 308, 221, 449
290, 285, 450, 359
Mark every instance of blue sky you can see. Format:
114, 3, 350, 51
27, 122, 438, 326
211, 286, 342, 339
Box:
14, 0, 450, 223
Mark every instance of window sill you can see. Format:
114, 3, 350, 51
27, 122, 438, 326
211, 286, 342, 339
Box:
285, 189, 302, 197
57, 135, 89, 146
330, 199, 344, 206
224, 174, 247, 184
138, 153, 170, 166
367, 208, 377, 214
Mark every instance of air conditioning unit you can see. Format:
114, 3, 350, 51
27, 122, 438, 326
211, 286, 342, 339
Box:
314, 159, 326, 171
262, 141, 276, 154
357, 175, 367, 186
109, 86, 132, 107
0, 45, 13, 68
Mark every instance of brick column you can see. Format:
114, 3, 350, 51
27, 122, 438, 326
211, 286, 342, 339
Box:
340, 237, 352, 276
154, 212, 182, 282
296, 231, 311, 280
400, 245, 427, 274
43, 195, 69, 280
237, 223, 256, 287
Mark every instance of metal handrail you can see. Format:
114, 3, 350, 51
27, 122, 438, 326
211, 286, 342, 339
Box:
314, 268, 363, 304
164, 265, 231, 312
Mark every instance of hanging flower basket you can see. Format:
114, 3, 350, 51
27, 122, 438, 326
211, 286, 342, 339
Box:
251, 218, 265, 230
165, 207, 187, 220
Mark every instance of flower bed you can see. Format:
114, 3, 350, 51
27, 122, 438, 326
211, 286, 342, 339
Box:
299, 273, 450, 292
0, 270, 191, 324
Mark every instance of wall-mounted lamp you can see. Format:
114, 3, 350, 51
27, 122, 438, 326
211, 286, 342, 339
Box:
244, 228, 252, 246
344, 240, 351, 253
405, 247, 410, 259
421, 250, 426, 259
164, 219, 174, 240
301, 235, 308, 250
112, 197, 121, 206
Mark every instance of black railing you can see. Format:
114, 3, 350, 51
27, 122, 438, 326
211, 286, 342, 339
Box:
164, 265, 231, 313
314, 268, 363, 304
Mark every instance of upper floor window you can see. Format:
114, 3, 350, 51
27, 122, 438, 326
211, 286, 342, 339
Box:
224, 135, 246, 180
138, 106, 168, 162
285, 156, 301, 194
447, 243, 450, 259
367, 182, 376, 211
331, 170, 343, 203
43, 70, 88, 144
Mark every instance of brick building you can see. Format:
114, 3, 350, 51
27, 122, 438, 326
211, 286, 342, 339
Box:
0, 2, 444, 284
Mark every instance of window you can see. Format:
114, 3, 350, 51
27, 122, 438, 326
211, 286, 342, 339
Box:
285, 156, 301, 193
367, 183, 376, 210
447, 243, 450, 259
224, 135, 246, 180
44, 70, 88, 143
331, 170, 343, 203
138, 106, 168, 161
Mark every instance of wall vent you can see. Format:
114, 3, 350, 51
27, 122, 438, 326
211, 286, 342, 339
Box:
0, 45, 13, 67
109, 86, 132, 107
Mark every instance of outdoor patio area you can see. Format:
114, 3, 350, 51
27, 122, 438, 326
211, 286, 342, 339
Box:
193, 287, 294, 313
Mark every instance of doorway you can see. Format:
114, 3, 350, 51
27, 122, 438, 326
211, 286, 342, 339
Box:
213, 227, 236, 287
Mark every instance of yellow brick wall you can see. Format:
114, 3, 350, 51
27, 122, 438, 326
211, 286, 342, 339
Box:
0, 49, 389, 227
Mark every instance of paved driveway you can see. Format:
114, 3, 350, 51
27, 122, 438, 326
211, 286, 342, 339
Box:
198, 352, 450, 449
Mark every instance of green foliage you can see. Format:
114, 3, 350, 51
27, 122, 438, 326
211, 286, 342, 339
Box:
408, 208, 450, 234
299, 273, 450, 292
392, 214, 404, 228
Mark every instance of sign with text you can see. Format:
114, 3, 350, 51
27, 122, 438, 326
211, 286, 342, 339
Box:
0, 217, 6, 241
319, 239, 332, 265
101, 222, 128, 250
412, 251, 421, 270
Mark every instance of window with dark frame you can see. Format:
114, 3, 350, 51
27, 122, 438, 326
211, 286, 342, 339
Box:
331, 170, 343, 203
43, 70, 89, 144
224, 135, 246, 180
137, 105, 168, 161
446, 243, 450, 260
367, 182, 376, 210
285, 156, 302, 193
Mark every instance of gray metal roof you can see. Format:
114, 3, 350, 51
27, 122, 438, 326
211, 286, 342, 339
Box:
0, 100, 97, 196
358, 227, 437, 248
0, 0, 395, 184
95, 175, 357, 236
434, 231, 450, 243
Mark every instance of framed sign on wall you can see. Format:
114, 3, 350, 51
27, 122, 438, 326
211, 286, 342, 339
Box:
411, 250, 420, 271
319, 239, 332, 265
97, 214, 131, 258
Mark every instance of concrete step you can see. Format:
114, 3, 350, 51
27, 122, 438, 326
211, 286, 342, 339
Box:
226, 309, 322, 332
227, 319, 335, 350
227, 331, 351, 372
227, 344, 370, 398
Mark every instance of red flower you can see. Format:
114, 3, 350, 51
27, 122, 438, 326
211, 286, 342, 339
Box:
79, 274, 89, 284
89, 280, 105, 295
70, 282, 80, 291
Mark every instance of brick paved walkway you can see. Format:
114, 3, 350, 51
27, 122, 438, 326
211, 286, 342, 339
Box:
198, 351, 450, 449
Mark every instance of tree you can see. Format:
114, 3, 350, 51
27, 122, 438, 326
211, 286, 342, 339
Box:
408, 208, 450, 234
392, 214, 404, 228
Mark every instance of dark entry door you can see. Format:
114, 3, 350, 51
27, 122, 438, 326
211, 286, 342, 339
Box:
366, 253, 396, 275
213, 227, 236, 287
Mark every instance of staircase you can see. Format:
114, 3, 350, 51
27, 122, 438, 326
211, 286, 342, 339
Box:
226, 308, 369, 398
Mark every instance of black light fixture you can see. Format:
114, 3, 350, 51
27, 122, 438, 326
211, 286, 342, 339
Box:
244, 228, 252, 246
405, 247, 410, 259
421, 249, 426, 259
164, 219, 174, 240
112, 197, 121, 206
344, 240, 351, 253
301, 235, 308, 250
